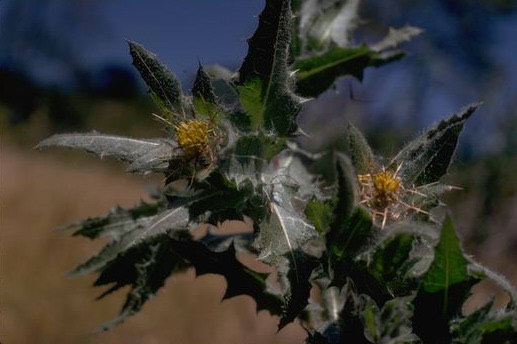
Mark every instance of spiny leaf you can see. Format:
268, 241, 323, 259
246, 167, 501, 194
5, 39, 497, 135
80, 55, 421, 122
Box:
451, 299, 517, 344
192, 63, 217, 104
294, 25, 422, 97
344, 122, 374, 174
69, 205, 191, 278
255, 152, 319, 266
301, 285, 349, 342
421, 215, 474, 295
188, 172, 265, 225
64, 201, 165, 239
305, 199, 335, 234
359, 294, 421, 344
279, 250, 320, 329
169, 239, 283, 315
327, 207, 373, 261
371, 26, 424, 53
238, 0, 302, 135
301, 281, 367, 343
390, 103, 481, 186
294, 45, 403, 97
94, 234, 190, 331
406, 183, 459, 213
192, 63, 219, 117
128, 41, 183, 114
412, 215, 482, 343
365, 231, 418, 296
297, 0, 361, 55
302, 151, 358, 235
35, 133, 177, 174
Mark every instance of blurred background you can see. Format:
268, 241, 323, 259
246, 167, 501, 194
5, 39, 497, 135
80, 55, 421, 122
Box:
1, 0, 517, 343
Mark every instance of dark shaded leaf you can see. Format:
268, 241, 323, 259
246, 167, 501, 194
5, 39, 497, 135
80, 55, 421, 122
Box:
327, 207, 373, 261
301, 281, 368, 344
421, 215, 474, 294
128, 41, 183, 114
279, 250, 320, 329
238, 0, 302, 135
188, 171, 266, 225
365, 231, 419, 296
390, 103, 480, 185
294, 26, 422, 97
294, 45, 402, 97
170, 239, 283, 314
94, 234, 190, 331
412, 215, 482, 343
69, 205, 191, 278
303, 151, 358, 236
451, 299, 517, 344
35, 133, 177, 174
64, 201, 165, 239
192, 63, 220, 117
359, 294, 421, 344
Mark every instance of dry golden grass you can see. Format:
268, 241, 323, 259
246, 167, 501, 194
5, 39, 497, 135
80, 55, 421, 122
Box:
1, 145, 306, 344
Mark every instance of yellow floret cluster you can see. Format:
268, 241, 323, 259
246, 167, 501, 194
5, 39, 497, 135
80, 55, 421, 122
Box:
371, 171, 401, 208
175, 120, 214, 159
358, 169, 404, 229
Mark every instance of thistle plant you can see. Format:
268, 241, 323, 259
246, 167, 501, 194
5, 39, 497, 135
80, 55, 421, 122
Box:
36, 1, 517, 343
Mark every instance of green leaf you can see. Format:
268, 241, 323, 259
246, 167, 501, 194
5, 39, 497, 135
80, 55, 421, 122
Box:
359, 295, 421, 344
412, 215, 482, 343
295, 45, 374, 96
170, 239, 283, 315
451, 299, 517, 344
305, 199, 335, 234
188, 171, 265, 225
327, 207, 373, 261
128, 41, 184, 115
294, 25, 422, 97
35, 133, 177, 174
307, 152, 358, 237
366, 231, 418, 296
94, 234, 190, 331
63, 201, 165, 239
237, 77, 266, 130
296, 0, 361, 55
421, 215, 471, 294
192, 63, 220, 118
278, 250, 320, 329
255, 152, 319, 266
344, 122, 374, 174
69, 205, 191, 278
238, 0, 302, 135
233, 132, 286, 163
390, 103, 481, 186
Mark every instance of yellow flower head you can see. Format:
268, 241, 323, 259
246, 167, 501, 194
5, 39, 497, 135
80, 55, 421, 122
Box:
372, 171, 401, 204
358, 166, 406, 229
175, 120, 214, 159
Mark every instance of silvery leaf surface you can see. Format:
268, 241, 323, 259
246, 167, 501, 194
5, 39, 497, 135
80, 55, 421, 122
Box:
36, 132, 177, 174
256, 150, 319, 265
